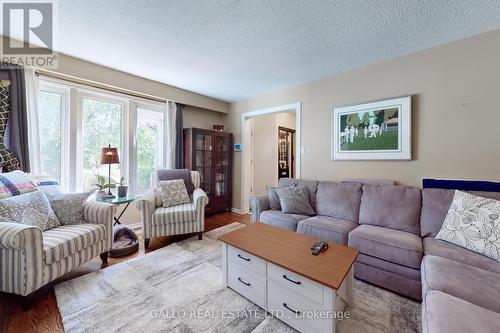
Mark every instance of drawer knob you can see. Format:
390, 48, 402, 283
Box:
283, 302, 301, 315
237, 277, 251, 286
237, 254, 251, 262
283, 274, 301, 285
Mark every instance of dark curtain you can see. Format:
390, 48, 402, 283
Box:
175, 103, 184, 168
0, 64, 30, 172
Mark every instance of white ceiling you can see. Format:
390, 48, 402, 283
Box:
29, 1, 500, 101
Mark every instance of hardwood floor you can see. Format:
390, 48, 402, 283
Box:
0, 212, 250, 333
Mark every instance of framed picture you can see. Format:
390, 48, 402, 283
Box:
331, 96, 411, 160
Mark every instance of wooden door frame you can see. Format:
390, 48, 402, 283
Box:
240, 102, 302, 213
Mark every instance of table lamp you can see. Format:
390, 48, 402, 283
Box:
100, 144, 120, 198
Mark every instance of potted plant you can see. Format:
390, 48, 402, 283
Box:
95, 175, 115, 200
117, 176, 128, 197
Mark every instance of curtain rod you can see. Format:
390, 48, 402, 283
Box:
35, 69, 167, 104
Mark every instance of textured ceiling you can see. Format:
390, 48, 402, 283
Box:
25, 1, 500, 101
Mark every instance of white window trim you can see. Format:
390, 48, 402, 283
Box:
38, 78, 166, 195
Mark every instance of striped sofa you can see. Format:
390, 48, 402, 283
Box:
136, 170, 209, 249
0, 191, 115, 307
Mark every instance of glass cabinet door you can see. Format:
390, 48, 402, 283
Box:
213, 135, 230, 197
194, 132, 213, 199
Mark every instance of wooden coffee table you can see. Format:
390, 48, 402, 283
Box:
218, 223, 359, 333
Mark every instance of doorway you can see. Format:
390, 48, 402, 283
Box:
278, 126, 295, 179
241, 103, 301, 213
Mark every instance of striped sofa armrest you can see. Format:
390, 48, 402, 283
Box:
0, 222, 44, 295
193, 188, 209, 230
83, 201, 116, 250
135, 189, 156, 239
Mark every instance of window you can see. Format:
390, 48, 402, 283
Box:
36, 78, 167, 196
38, 84, 69, 188
136, 108, 164, 193
81, 97, 123, 191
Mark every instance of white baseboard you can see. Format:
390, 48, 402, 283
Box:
231, 207, 250, 215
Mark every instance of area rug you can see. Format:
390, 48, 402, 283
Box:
55, 222, 421, 333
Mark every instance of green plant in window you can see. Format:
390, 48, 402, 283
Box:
94, 175, 116, 190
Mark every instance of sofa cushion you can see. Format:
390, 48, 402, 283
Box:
422, 255, 500, 314
43, 224, 106, 264
423, 237, 500, 274
278, 178, 318, 207
152, 203, 196, 225
359, 184, 422, 234
423, 290, 500, 333
348, 224, 422, 268
259, 210, 308, 231
315, 182, 362, 222
420, 188, 500, 238
420, 188, 454, 237
297, 216, 357, 245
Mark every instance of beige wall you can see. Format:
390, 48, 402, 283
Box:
226, 30, 500, 210
183, 106, 224, 130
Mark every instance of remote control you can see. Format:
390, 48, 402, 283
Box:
311, 241, 329, 255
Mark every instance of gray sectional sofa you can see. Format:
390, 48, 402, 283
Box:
250, 178, 500, 333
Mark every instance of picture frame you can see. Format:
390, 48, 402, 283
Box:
331, 96, 411, 160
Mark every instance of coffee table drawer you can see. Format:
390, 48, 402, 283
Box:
228, 245, 266, 275
268, 262, 323, 304
268, 280, 324, 333
228, 261, 266, 309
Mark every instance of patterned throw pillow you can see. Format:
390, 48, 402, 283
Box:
436, 190, 500, 262
50, 192, 91, 225
0, 190, 60, 231
0, 170, 39, 199
276, 185, 316, 216
159, 179, 191, 208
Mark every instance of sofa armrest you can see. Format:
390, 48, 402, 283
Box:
0, 222, 44, 295
135, 189, 156, 239
83, 201, 116, 250
193, 188, 209, 210
249, 194, 269, 224
193, 188, 209, 230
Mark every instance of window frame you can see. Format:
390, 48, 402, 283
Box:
38, 77, 166, 196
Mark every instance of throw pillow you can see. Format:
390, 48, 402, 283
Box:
436, 190, 500, 262
159, 179, 191, 208
50, 192, 91, 225
156, 169, 195, 194
29, 174, 63, 200
0, 170, 39, 199
267, 186, 281, 210
0, 190, 60, 231
277, 185, 316, 216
